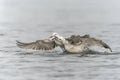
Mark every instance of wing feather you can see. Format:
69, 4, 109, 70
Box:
16, 40, 56, 50
66, 35, 112, 52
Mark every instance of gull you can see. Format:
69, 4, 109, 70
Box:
16, 32, 112, 53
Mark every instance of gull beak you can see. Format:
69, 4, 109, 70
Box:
49, 36, 55, 40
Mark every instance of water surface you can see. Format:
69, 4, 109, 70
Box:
0, 0, 120, 80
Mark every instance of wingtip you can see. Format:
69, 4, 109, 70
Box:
16, 40, 25, 47
16, 40, 21, 43
105, 46, 112, 52
16, 40, 19, 44
109, 48, 112, 52
16, 40, 21, 45
101, 41, 112, 52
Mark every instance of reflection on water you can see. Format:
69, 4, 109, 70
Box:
0, 0, 120, 80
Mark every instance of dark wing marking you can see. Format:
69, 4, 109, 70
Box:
81, 34, 90, 38
65, 35, 82, 45
66, 34, 90, 44
16, 40, 57, 50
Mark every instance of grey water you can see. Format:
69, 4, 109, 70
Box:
0, 0, 120, 80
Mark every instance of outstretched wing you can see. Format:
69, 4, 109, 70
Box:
80, 38, 112, 52
16, 40, 57, 50
82, 38, 112, 52
66, 35, 112, 52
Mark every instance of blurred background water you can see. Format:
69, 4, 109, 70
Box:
0, 0, 120, 80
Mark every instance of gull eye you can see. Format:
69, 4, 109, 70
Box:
55, 36, 58, 39
59, 39, 62, 40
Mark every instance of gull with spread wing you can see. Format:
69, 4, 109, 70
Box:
16, 33, 112, 53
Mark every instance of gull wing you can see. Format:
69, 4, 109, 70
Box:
66, 35, 112, 52
81, 38, 112, 52
16, 40, 57, 50
83, 38, 112, 52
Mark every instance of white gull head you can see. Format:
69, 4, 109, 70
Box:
50, 32, 68, 45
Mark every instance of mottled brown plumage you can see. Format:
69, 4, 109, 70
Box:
66, 34, 90, 45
